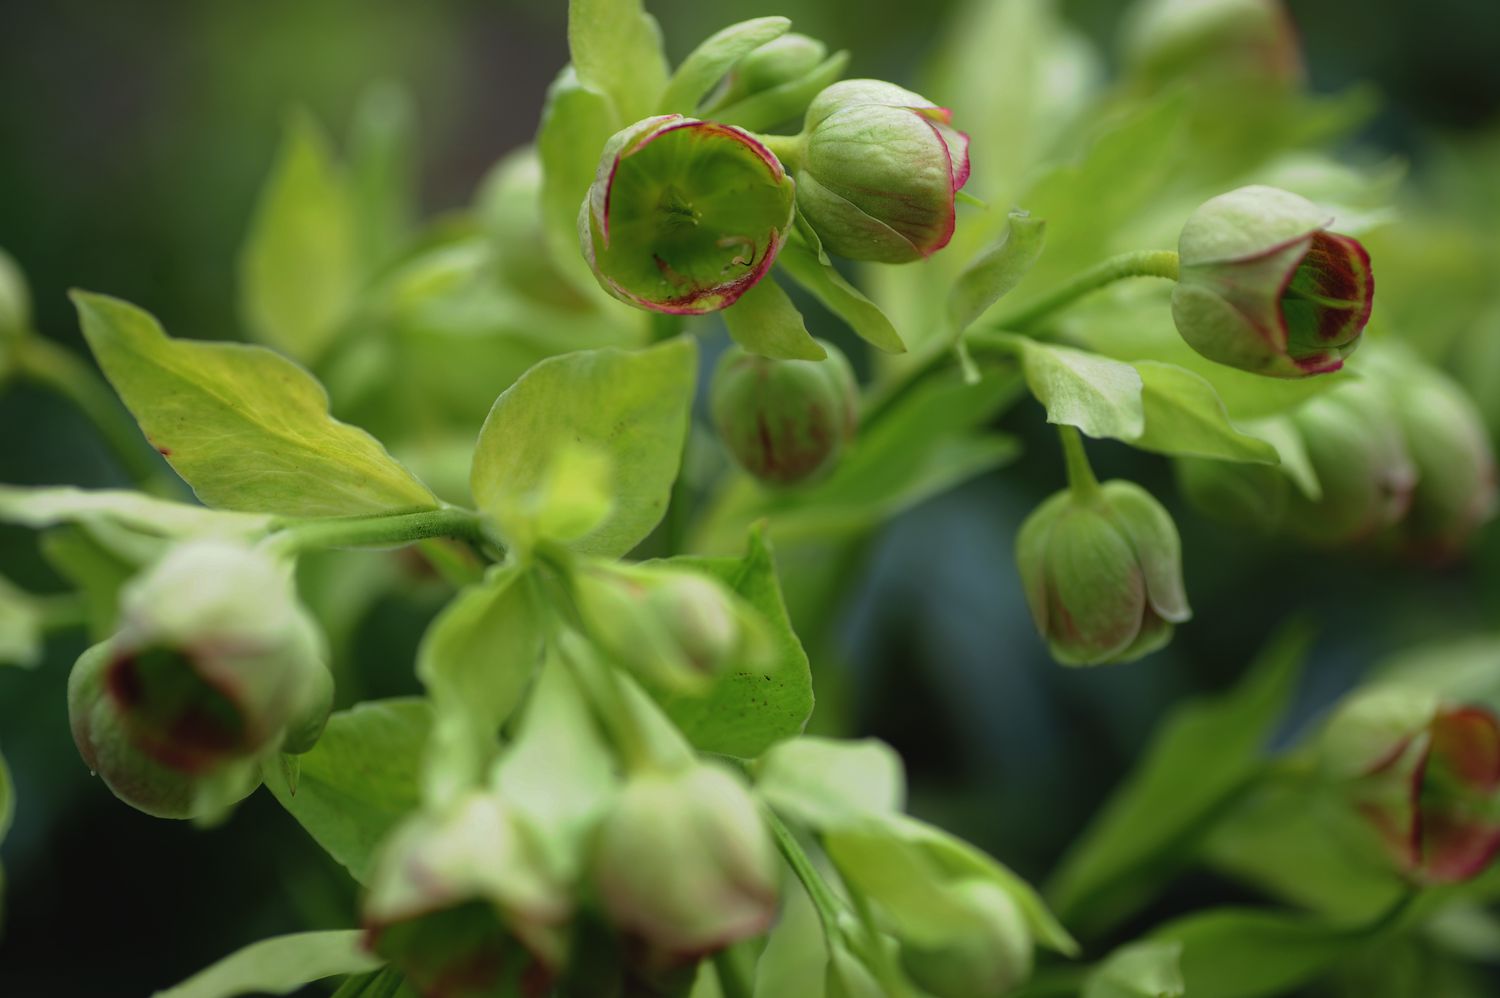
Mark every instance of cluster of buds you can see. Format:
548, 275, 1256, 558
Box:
67, 540, 333, 818
1320, 688, 1500, 884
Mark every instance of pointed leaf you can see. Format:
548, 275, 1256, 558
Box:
658, 17, 790, 114
568, 0, 670, 123
153, 931, 382, 998
948, 212, 1046, 337
722, 278, 827, 361
1085, 941, 1185, 998
1012, 336, 1145, 440
778, 241, 905, 353
1133, 361, 1280, 463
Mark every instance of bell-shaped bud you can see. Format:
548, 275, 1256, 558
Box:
592, 762, 779, 956
572, 561, 768, 693
1321, 689, 1500, 884
1283, 380, 1416, 546
705, 34, 830, 113
1121, 0, 1302, 89
1174, 456, 1289, 534
364, 791, 569, 992
792, 80, 971, 263
1172, 186, 1373, 378
579, 115, 796, 314
709, 340, 859, 487
900, 879, 1033, 998
1016, 481, 1191, 666
1388, 367, 1498, 563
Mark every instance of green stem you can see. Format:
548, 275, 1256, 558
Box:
991, 249, 1179, 331
756, 132, 807, 173
764, 807, 845, 943
712, 949, 754, 998
263, 506, 489, 558
1058, 426, 1100, 501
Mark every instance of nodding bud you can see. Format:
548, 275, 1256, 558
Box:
592, 763, 779, 957
1321, 689, 1500, 885
68, 540, 333, 816
579, 115, 796, 314
1172, 186, 1373, 378
1016, 481, 1191, 666
706, 34, 830, 112
709, 340, 859, 487
1284, 381, 1416, 547
793, 80, 971, 263
572, 562, 768, 693
1121, 0, 1302, 89
900, 879, 1034, 998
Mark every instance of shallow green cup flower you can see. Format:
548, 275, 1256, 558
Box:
580, 115, 795, 313
1172, 185, 1373, 378
709, 339, 859, 486
1016, 481, 1191, 666
792, 80, 971, 263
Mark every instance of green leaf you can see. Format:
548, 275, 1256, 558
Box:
265, 699, 432, 884
658, 17, 790, 115
73, 293, 437, 517
471, 337, 696, 558
1084, 941, 1185, 998
538, 68, 623, 296
238, 111, 358, 363
416, 565, 543, 802
0, 747, 13, 929
0, 485, 271, 538
0, 575, 43, 668
153, 931, 382, 998
948, 212, 1047, 337
710, 51, 850, 133
1011, 337, 1145, 440
349, 83, 418, 275
753, 874, 828, 998
568, 0, 670, 124
331, 967, 416, 998
655, 527, 814, 757
722, 278, 826, 361
1132, 361, 1280, 463
777, 241, 905, 354
1245, 416, 1321, 499
1047, 624, 1312, 937
756, 737, 905, 828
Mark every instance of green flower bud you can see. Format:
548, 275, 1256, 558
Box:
1016, 481, 1191, 666
1284, 381, 1415, 546
67, 540, 333, 813
900, 879, 1033, 998
792, 80, 971, 263
1174, 456, 1289, 534
1172, 186, 1373, 378
709, 340, 859, 487
1388, 367, 1497, 563
572, 562, 767, 693
706, 34, 830, 112
1121, 0, 1302, 89
1320, 689, 1500, 884
580, 115, 796, 314
592, 763, 779, 956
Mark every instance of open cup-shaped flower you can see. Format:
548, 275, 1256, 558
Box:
580, 115, 795, 314
1172, 185, 1373, 378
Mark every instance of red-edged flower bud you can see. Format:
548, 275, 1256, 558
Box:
709, 340, 859, 487
1284, 381, 1416, 546
580, 116, 795, 314
899, 879, 1033, 998
1172, 186, 1373, 378
592, 763, 779, 957
792, 80, 971, 263
1016, 481, 1191, 666
1321, 689, 1500, 884
1121, 0, 1302, 89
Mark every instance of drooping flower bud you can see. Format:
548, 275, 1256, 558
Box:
792, 80, 971, 263
1320, 688, 1500, 884
1016, 481, 1191, 666
1172, 186, 1373, 378
1121, 0, 1302, 89
592, 762, 779, 956
1174, 456, 1289, 534
571, 562, 767, 693
1283, 380, 1416, 546
67, 540, 333, 816
580, 116, 795, 314
709, 340, 859, 487
899, 879, 1034, 998
1387, 367, 1498, 563
704, 34, 830, 113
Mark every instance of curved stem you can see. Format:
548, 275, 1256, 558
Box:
1058, 426, 1100, 502
263, 506, 489, 558
991, 249, 1179, 331
764, 806, 844, 942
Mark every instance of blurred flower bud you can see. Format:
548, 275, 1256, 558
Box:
1284, 381, 1415, 546
1321, 688, 1500, 884
593, 763, 779, 956
793, 80, 971, 263
1172, 186, 1373, 378
579, 115, 795, 314
0, 247, 30, 340
1016, 481, 1191, 666
1388, 367, 1497, 563
1121, 0, 1302, 89
365, 791, 569, 991
572, 562, 768, 693
900, 879, 1033, 998
706, 34, 830, 113
709, 340, 859, 487
1174, 456, 1289, 534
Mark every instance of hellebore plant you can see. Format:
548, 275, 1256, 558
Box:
3, 2, 1500, 998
